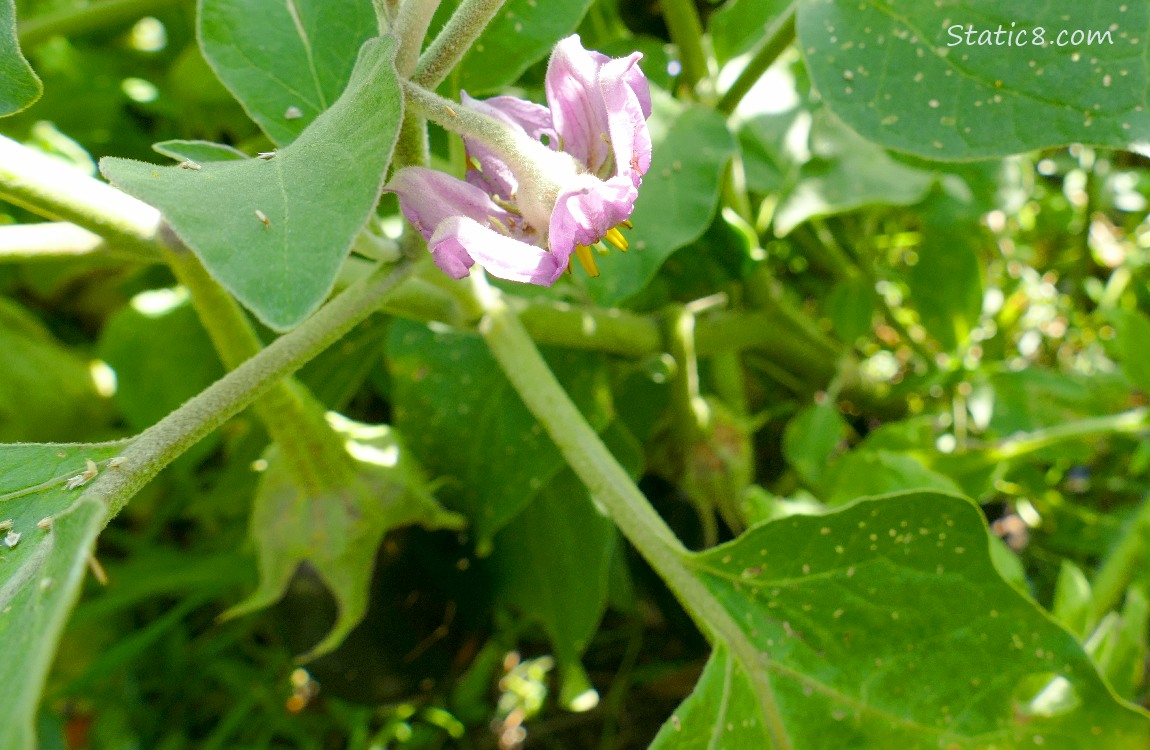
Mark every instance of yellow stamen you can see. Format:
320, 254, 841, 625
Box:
594, 241, 610, 255
574, 244, 600, 277
621, 219, 633, 229
605, 227, 629, 252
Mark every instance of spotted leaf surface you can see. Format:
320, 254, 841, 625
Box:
799, 0, 1150, 159
0, 443, 128, 750
652, 492, 1150, 748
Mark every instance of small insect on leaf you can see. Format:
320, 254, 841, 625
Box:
257, 151, 277, 160
255, 209, 271, 228
445, 106, 457, 119
37, 517, 52, 531
3, 530, 20, 548
284, 106, 303, 120
107, 456, 126, 469
65, 459, 99, 490
0, 519, 12, 532
178, 160, 202, 171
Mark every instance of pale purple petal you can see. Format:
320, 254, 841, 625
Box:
600, 54, 652, 185
386, 168, 514, 241
431, 216, 569, 286
548, 174, 637, 255
545, 36, 614, 175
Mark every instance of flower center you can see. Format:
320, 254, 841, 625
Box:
569, 220, 633, 277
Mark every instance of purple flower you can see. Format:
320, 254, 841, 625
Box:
388, 35, 652, 286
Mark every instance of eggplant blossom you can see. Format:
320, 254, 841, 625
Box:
389, 35, 652, 286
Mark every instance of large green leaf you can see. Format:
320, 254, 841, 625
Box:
101, 36, 403, 331
587, 94, 736, 305
652, 492, 1150, 748
386, 319, 612, 553
904, 201, 984, 352
224, 414, 464, 659
0, 442, 128, 750
198, 0, 376, 145
799, 0, 1150, 159
0, 0, 41, 116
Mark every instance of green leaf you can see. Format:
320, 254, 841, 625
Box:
587, 93, 736, 305
1088, 588, 1149, 700
492, 468, 616, 708
0, 297, 111, 443
905, 202, 984, 351
432, 0, 592, 94
152, 139, 248, 163
100, 36, 403, 331
198, 0, 376, 145
223, 414, 463, 659
0, 0, 41, 116
1052, 561, 1092, 638
709, 0, 790, 62
1111, 309, 1150, 393
783, 401, 848, 486
654, 492, 1150, 748
798, 0, 1150, 159
773, 109, 936, 236
823, 449, 962, 505
825, 273, 876, 342
0, 442, 129, 750
386, 319, 612, 553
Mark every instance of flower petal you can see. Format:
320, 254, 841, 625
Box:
386, 168, 514, 241
545, 35, 614, 175
431, 216, 569, 286
600, 54, 652, 185
459, 93, 559, 200
548, 174, 638, 255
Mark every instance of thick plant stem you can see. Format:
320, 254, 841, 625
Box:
660, 0, 709, 91
472, 276, 792, 750
163, 248, 356, 492
413, 0, 505, 89
394, 0, 442, 76
87, 260, 417, 519
717, 2, 797, 115
0, 135, 160, 257
18, 0, 182, 46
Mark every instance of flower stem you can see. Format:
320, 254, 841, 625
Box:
88, 259, 417, 519
394, 0, 442, 76
413, 0, 506, 89
660, 0, 710, 92
716, 2, 797, 115
471, 275, 792, 750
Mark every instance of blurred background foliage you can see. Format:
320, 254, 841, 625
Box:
4, 0, 1150, 747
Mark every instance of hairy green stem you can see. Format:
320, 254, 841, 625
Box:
18, 0, 184, 46
660, 0, 709, 91
87, 260, 416, 519
0, 135, 161, 257
472, 275, 792, 749
0, 222, 150, 262
717, 2, 797, 115
394, 0, 442, 76
164, 248, 356, 492
413, 0, 505, 89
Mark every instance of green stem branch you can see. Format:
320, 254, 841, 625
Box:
660, 0, 709, 92
413, 0, 505, 89
18, 0, 184, 47
717, 2, 797, 115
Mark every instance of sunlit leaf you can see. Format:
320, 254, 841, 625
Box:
0, 0, 41, 116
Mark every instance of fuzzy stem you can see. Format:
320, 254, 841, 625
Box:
413, 0, 506, 89
87, 260, 417, 519
0, 135, 160, 257
717, 2, 797, 115
393, 0, 442, 76
471, 275, 792, 750
163, 248, 356, 492
0, 222, 151, 262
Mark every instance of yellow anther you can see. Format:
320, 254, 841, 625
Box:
574, 244, 600, 277
605, 227, 629, 252
621, 219, 633, 229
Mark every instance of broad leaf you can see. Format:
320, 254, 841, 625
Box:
224, 414, 464, 659
773, 109, 936, 236
0, 0, 41, 116
386, 319, 612, 553
152, 139, 248, 162
783, 401, 847, 486
587, 94, 736, 305
799, 0, 1150, 159
904, 201, 984, 352
1111, 309, 1150, 394
0, 442, 128, 750
653, 492, 1150, 748
431, 0, 592, 94
101, 36, 403, 331
199, 0, 376, 145
823, 449, 962, 505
